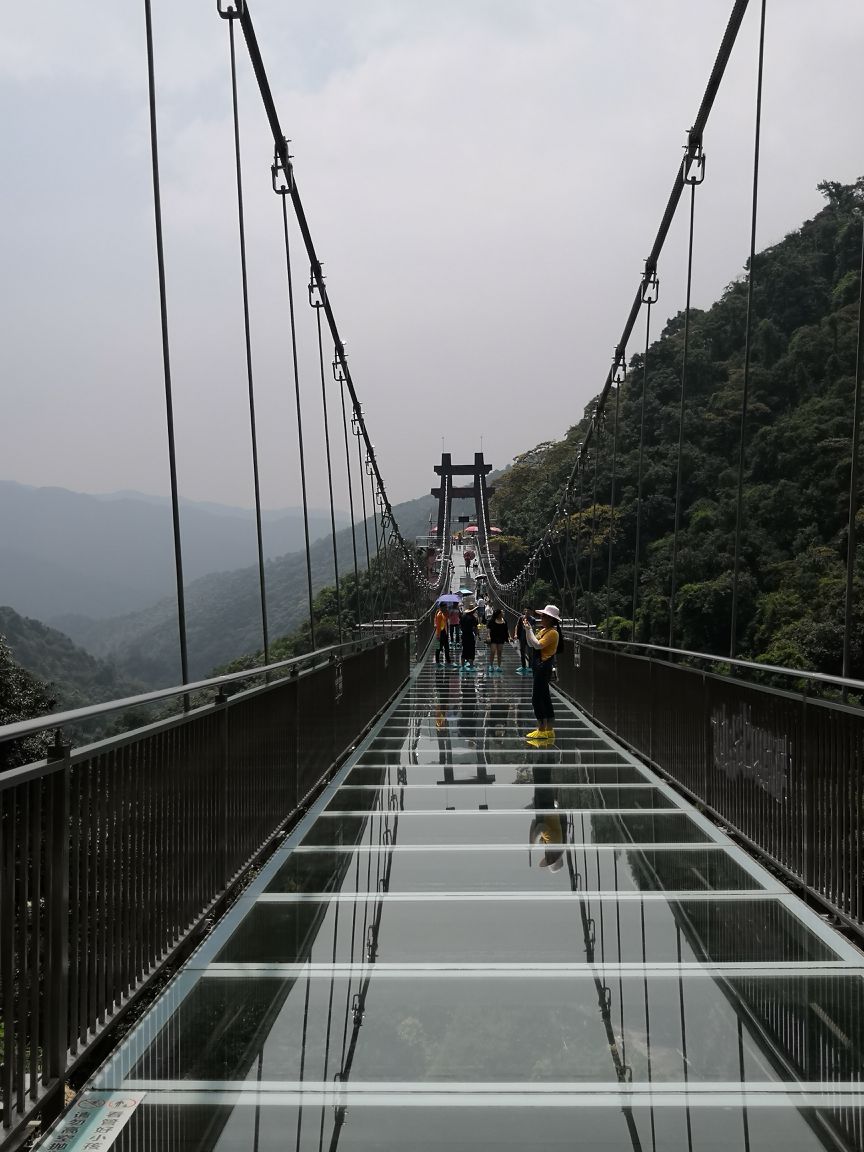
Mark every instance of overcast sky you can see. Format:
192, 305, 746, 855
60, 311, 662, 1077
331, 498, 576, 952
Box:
2, 1, 862, 514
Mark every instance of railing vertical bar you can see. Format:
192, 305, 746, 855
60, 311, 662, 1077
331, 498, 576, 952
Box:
1, 789, 15, 1126
29, 778, 43, 1100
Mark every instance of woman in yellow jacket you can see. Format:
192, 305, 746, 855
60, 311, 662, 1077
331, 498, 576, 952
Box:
434, 602, 451, 665
523, 604, 560, 741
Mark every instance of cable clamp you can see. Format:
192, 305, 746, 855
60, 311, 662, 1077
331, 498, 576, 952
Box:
641, 266, 660, 304
217, 0, 244, 18
352, 992, 365, 1026
682, 133, 706, 185
612, 348, 626, 386
308, 264, 325, 308
271, 142, 293, 195
332, 353, 346, 383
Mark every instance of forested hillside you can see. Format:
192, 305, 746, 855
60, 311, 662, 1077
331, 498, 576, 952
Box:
491, 179, 864, 676
56, 491, 454, 687
0, 607, 140, 710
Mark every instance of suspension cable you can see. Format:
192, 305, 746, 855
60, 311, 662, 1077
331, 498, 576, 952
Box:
632, 272, 658, 637
369, 465, 383, 630
143, 0, 189, 690
311, 275, 343, 643
226, 13, 269, 663
669, 153, 703, 648
355, 427, 373, 624
336, 365, 362, 630
605, 370, 622, 634
478, 1, 750, 603
587, 425, 602, 626
277, 173, 316, 649
843, 218, 864, 684
729, 0, 767, 657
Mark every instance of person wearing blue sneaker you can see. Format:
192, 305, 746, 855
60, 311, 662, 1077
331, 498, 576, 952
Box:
460, 596, 479, 674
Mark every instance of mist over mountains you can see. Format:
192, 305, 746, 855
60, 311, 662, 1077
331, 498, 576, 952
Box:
0, 479, 448, 688
0, 480, 347, 620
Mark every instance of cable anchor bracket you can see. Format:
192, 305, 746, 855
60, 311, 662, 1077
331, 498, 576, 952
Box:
682, 134, 706, 185
216, 0, 244, 18
641, 265, 660, 304
271, 142, 293, 196
308, 263, 325, 308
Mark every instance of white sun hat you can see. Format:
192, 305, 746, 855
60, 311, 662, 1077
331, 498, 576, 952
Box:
536, 604, 561, 622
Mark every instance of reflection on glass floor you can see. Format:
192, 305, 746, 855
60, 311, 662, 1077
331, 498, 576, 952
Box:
43, 648, 864, 1151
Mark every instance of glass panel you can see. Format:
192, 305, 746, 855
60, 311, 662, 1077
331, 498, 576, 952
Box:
105, 1100, 859, 1152
129, 973, 864, 1086
214, 897, 840, 966
326, 785, 676, 812
346, 762, 641, 784
361, 736, 627, 764
265, 847, 761, 894
302, 811, 711, 847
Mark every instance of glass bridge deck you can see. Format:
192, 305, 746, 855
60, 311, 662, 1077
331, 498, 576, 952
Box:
41, 649, 864, 1151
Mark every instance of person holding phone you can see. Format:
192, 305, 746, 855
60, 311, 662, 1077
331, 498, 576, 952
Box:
523, 604, 560, 742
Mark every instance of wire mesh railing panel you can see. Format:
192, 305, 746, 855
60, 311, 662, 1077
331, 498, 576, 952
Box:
557, 639, 864, 934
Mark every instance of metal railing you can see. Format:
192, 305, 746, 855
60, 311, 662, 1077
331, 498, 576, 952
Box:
556, 635, 864, 936
0, 631, 409, 1148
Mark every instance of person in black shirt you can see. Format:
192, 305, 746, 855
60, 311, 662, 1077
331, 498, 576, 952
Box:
513, 605, 531, 674
487, 607, 508, 673
460, 598, 479, 672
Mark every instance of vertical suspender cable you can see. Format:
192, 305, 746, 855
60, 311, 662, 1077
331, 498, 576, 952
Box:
563, 491, 573, 625
605, 378, 621, 634
369, 468, 383, 630
312, 288, 343, 643
143, 0, 189, 690
227, 16, 269, 662
669, 160, 701, 649
339, 374, 363, 630
632, 274, 657, 638
843, 220, 864, 684
356, 431, 373, 623
575, 462, 585, 623
730, 0, 767, 658
587, 428, 602, 626
279, 193, 316, 650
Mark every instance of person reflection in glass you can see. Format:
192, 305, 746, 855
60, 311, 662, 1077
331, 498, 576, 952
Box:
530, 765, 566, 871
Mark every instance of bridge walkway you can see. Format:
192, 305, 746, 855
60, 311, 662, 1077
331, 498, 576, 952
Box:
40, 645, 864, 1151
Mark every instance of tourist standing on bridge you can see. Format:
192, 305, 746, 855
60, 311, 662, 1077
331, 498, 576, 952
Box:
434, 602, 451, 665
524, 604, 560, 742
448, 602, 461, 646
459, 596, 479, 672
487, 608, 508, 673
513, 606, 531, 673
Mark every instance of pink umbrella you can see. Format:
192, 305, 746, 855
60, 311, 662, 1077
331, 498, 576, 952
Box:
465, 524, 479, 534
490, 526, 502, 534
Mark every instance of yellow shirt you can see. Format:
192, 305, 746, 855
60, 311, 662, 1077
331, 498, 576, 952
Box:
536, 626, 559, 661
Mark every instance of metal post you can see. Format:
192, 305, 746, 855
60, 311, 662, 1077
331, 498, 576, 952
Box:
842, 219, 864, 684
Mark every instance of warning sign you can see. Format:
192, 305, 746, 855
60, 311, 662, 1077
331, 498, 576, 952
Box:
40, 1093, 145, 1151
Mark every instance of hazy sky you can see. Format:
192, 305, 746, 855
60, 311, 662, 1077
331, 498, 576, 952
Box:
2, 1, 862, 512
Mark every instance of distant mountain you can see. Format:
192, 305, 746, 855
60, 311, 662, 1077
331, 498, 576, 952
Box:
55, 492, 475, 688
0, 605, 140, 712
0, 481, 346, 620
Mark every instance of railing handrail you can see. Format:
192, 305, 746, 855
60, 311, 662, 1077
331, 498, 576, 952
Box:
569, 632, 864, 695
0, 627, 410, 747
